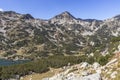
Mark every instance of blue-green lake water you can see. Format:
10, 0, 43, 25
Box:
0, 59, 29, 66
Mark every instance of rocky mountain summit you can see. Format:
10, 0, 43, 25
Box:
0, 11, 120, 60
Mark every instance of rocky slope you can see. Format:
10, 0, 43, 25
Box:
42, 52, 120, 80
0, 11, 120, 59
20, 52, 120, 80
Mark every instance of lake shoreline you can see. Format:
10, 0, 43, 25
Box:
0, 58, 30, 66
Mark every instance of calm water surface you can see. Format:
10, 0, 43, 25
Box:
0, 59, 29, 66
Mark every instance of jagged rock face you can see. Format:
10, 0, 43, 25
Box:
0, 11, 120, 59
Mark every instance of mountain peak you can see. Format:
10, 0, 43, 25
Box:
61, 11, 73, 16
49, 11, 77, 24
113, 14, 120, 20
2, 11, 20, 15
21, 14, 34, 20
0, 11, 22, 19
52, 11, 76, 20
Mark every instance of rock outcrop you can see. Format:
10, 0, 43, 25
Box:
42, 58, 119, 80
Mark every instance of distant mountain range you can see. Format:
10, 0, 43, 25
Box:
0, 11, 120, 60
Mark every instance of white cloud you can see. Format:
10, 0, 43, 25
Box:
0, 8, 3, 12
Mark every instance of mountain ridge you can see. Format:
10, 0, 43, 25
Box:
0, 11, 120, 60
0, 10, 119, 22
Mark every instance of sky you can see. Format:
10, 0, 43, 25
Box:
0, 0, 120, 20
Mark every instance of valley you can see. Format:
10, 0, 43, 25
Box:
0, 11, 120, 80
